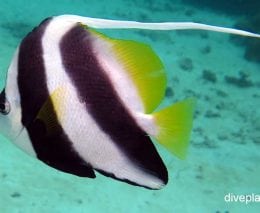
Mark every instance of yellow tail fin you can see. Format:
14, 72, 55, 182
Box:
152, 98, 196, 159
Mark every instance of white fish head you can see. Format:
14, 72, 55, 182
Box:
0, 49, 24, 142
0, 88, 21, 141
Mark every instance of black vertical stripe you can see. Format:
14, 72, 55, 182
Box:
60, 25, 168, 185
18, 18, 51, 127
17, 18, 95, 178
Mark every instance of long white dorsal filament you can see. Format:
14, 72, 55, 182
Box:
58, 15, 260, 38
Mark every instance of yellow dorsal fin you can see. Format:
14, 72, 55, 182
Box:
88, 27, 167, 113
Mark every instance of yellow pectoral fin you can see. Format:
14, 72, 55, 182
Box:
153, 98, 196, 159
87, 27, 167, 114
36, 87, 67, 135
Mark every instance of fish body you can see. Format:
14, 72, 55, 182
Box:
2, 15, 258, 189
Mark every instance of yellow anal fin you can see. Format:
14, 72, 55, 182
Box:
88, 27, 167, 114
36, 87, 66, 135
153, 98, 196, 159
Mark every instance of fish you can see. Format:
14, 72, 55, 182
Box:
0, 15, 259, 189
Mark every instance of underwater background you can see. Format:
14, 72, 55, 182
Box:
0, 0, 259, 212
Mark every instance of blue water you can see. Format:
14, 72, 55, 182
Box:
0, 0, 259, 212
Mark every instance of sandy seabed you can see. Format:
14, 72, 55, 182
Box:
0, 0, 259, 212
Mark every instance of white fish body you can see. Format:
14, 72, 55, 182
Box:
0, 15, 259, 189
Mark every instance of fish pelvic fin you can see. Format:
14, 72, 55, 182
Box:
56, 15, 260, 38
152, 98, 196, 159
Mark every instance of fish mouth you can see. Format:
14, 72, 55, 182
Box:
15, 126, 25, 140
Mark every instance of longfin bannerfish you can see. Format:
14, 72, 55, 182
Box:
0, 15, 259, 189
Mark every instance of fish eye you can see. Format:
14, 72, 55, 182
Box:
0, 101, 10, 115
0, 89, 10, 115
